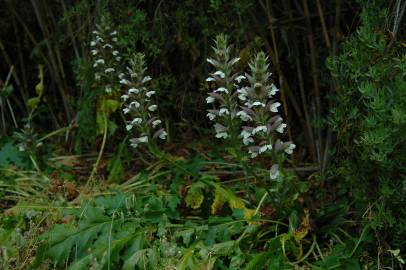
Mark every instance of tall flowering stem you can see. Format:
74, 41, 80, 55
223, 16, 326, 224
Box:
120, 53, 167, 151
89, 17, 121, 94
239, 52, 295, 179
206, 34, 246, 156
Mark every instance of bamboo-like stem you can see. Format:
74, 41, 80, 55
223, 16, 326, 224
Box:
31, 0, 72, 123
316, 0, 331, 52
302, 0, 323, 167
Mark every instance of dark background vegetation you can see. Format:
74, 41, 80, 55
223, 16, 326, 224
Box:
0, 0, 405, 269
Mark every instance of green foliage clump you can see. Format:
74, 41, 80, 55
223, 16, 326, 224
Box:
327, 0, 406, 257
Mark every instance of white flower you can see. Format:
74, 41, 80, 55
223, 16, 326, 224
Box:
270, 102, 281, 112
138, 136, 149, 143
219, 108, 229, 116
252, 125, 267, 135
132, 118, 142, 125
121, 95, 129, 101
238, 94, 247, 101
93, 59, 105, 67
248, 148, 258, 158
259, 144, 273, 154
206, 58, 215, 65
120, 79, 131, 85
206, 77, 215, 82
148, 105, 158, 111
206, 112, 216, 121
243, 136, 254, 145
206, 96, 215, 104
105, 86, 112, 93
110, 31, 117, 36
92, 30, 99, 35
105, 68, 115, 73
284, 143, 296, 154
130, 101, 140, 108
235, 75, 246, 83
237, 88, 248, 101
276, 123, 287, 133
103, 43, 113, 49
118, 73, 125, 79
142, 76, 152, 83
146, 91, 156, 98
214, 87, 228, 94
128, 88, 140, 94
115, 56, 121, 61
112, 37, 118, 42
123, 108, 130, 114
252, 101, 266, 107
96, 36, 104, 43
126, 124, 133, 131
159, 131, 167, 139
91, 50, 98, 55
112, 50, 119, 56
236, 111, 252, 121
214, 71, 225, 78
215, 132, 229, 139
152, 119, 162, 127
269, 164, 280, 180
240, 130, 251, 139
269, 84, 279, 97
95, 73, 101, 81
90, 41, 96, 46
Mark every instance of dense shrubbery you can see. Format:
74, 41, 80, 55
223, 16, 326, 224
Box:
0, 0, 405, 269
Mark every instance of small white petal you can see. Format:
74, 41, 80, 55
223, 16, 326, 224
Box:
259, 144, 273, 154
206, 58, 215, 65
236, 111, 251, 121
128, 88, 140, 94
91, 50, 98, 55
132, 118, 142, 125
130, 101, 140, 108
269, 164, 280, 180
90, 41, 97, 46
252, 101, 266, 107
219, 108, 229, 116
214, 71, 225, 78
138, 136, 149, 143
215, 132, 229, 139
105, 68, 115, 73
206, 77, 215, 82
126, 124, 133, 131
159, 131, 167, 139
243, 136, 254, 145
103, 44, 113, 49
206, 112, 216, 121
142, 76, 152, 83
112, 37, 118, 42
120, 79, 131, 85
252, 126, 267, 135
276, 123, 287, 133
240, 130, 251, 139
148, 105, 158, 111
146, 91, 156, 98
235, 75, 246, 83
206, 96, 215, 104
214, 87, 229, 94
270, 102, 281, 112
123, 108, 130, 114
284, 143, 296, 154
152, 120, 162, 127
